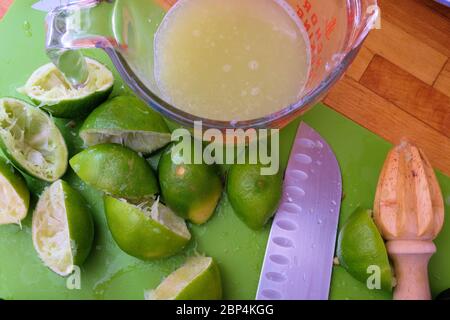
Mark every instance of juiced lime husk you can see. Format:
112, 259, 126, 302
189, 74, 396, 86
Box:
0, 97, 68, 182
79, 95, 171, 154
32, 180, 94, 276
19, 58, 114, 119
70, 143, 159, 200
0, 157, 30, 226
104, 196, 191, 260
145, 256, 222, 300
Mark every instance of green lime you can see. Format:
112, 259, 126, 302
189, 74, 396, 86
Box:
18, 58, 114, 119
0, 157, 30, 225
336, 208, 393, 292
0, 97, 68, 182
227, 163, 282, 230
79, 95, 171, 154
146, 256, 222, 300
32, 180, 94, 276
104, 196, 191, 260
158, 142, 223, 224
70, 144, 159, 200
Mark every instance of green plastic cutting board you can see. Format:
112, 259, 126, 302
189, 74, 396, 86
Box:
0, 1, 449, 300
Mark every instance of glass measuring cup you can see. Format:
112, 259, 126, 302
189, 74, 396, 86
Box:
46, 0, 379, 129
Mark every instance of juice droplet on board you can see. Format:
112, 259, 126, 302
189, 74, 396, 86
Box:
23, 21, 32, 37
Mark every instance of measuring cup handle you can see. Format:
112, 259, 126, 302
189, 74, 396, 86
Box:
45, 0, 110, 86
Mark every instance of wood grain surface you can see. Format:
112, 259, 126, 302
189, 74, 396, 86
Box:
1, 0, 450, 175
325, 0, 450, 176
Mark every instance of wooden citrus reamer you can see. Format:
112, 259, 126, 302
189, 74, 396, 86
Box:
374, 142, 444, 300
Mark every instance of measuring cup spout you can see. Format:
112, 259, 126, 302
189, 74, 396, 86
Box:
45, 0, 111, 87
349, 0, 380, 50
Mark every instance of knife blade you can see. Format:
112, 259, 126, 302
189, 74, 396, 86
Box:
32, 0, 72, 12
256, 122, 342, 300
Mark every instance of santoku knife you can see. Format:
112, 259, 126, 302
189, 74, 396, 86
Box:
256, 122, 342, 300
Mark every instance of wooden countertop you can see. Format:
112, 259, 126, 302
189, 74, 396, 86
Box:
1, 0, 450, 175
325, 0, 450, 176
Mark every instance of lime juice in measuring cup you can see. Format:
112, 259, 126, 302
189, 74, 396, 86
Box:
154, 0, 310, 121
45, 0, 379, 129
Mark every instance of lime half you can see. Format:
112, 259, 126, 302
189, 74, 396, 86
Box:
336, 208, 393, 292
104, 196, 191, 260
158, 143, 223, 224
80, 96, 171, 154
146, 256, 222, 300
19, 58, 114, 118
0, 98, 68, 182
70, 144, 159, 200
32, 180, 94, 276
227, 163, 283, 230
0, 157, 30, 225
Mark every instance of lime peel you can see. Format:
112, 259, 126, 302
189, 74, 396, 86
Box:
19, 58, 112, 102
0, 157, 30, 226
70, 143, 159, 200
32, 180, 94, 276
80, 129, 170, 154
32, 181, 73, 276
336, 208, 393, 292
158, 143, 223, 225
129, 197, 191, 240
0, 98, 68, 182
18, 58, 114, 118
0, 174, 26, 225
146, 256, 222, 300
79, 95, 171, 154
227, 162, 283, 230
104, 196, 191, 260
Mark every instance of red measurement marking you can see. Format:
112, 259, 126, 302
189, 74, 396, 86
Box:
303, 0, 312, 13
294, 0, 326, 81
155, 0, 177, 11
292, 0, 339, 84
325, 17, 337, 40
315, 28, 322, 41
